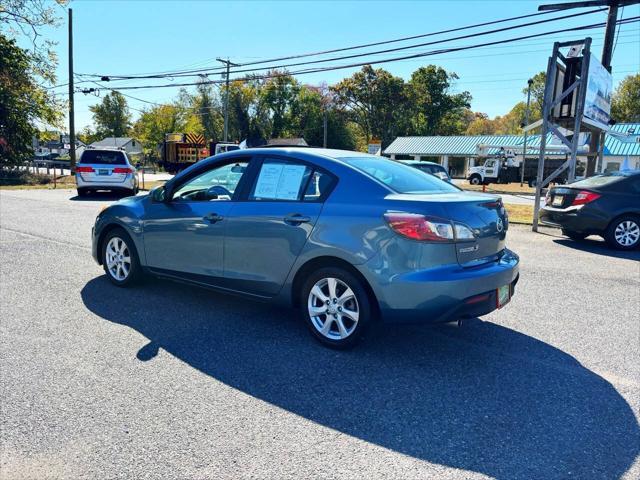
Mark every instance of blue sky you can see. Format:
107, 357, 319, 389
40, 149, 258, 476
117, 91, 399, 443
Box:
39, 0, 640, 131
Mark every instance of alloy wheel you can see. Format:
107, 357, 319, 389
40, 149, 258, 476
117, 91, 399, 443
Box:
614, 220, 640, 247
307, 277, 359, 340
105, 236, 131, 281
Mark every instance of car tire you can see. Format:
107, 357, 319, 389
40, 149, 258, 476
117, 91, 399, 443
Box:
469, 175, 481, 185
102, 228, 143, 287
300, 267, 373, 349
562, 229, 587, 241
605, 215, 640, 250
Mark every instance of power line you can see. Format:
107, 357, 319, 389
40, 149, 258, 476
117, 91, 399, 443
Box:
83, 17, 639, 93
77, 7, 604, 81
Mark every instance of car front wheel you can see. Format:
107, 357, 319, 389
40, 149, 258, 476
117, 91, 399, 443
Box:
469, 175, 481, 185
300, 267, 372, 349
102, 228, 142, 286
605, 215, 640, 250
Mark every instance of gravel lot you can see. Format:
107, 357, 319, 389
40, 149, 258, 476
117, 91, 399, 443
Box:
1, 188, 639, 480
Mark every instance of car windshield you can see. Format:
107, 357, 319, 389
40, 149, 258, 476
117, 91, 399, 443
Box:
80, 150, 126, 165
570, 173, 630, 188
343, 157, 459, 194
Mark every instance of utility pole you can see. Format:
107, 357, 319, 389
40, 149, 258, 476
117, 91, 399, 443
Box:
520, 78, 533, 187
216, 58, 239, 142
323, 110, 328, 148
67, 8, 76, 173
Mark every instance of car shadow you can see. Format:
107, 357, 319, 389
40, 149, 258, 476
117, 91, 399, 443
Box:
81, 276, 639, 479
553, 238, 640, 260
70, 191, 135, 202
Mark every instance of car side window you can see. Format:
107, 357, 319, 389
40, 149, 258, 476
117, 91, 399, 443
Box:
249, 158, 313, 202
172, 161, 248, 202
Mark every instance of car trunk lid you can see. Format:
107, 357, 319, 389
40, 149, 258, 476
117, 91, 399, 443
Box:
385, 192, 508, 267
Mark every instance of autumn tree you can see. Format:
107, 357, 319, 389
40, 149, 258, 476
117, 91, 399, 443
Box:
132, 104, 186, 157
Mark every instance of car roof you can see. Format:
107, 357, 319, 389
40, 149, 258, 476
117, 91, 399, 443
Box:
604, 169, 640, 177
398, 160, 443, 167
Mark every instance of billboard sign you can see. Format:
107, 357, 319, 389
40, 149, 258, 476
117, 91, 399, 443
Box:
584, 54, 612, 128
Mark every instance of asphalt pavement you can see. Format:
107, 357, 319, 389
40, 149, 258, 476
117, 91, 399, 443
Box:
1, 188, 639, 479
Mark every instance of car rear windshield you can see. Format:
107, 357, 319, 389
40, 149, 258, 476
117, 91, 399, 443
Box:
80, 150, 126, 165
342, 157, 459, 194
569, 174, 628, 189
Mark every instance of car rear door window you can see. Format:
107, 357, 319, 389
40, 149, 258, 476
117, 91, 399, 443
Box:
249, 158, 314, 201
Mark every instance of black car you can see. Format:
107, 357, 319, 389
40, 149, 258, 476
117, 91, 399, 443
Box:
540, 170, 640, 250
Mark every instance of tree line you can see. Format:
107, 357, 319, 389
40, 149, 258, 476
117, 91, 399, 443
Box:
78, 66, 640, 160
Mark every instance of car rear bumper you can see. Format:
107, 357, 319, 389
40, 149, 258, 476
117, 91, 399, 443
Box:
359, 248, 520, 324
76, 174, 136, 190
539, 205, 607, 233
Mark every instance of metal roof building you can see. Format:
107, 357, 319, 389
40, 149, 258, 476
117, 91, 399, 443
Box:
384, 123, 640, 177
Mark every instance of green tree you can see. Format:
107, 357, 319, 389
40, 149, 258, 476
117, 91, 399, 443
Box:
89, 91, 132, 138
132, 104, 186, 157
407, 65, 471, 136
331, 65, 407, 146
1, 1, 66, 167
193, 82, 223, 141
260, 71, 301, 138
0, 35, 61, 166
611, 74, 640, 122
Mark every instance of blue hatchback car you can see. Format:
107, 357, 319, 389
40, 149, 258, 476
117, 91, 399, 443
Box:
92, 148, 519, 348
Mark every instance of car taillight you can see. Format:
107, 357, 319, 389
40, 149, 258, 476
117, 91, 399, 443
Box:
76, 166, 94, 173
384, 213, 454, 242
113, 167, 133, 174
571, 190, 601, 206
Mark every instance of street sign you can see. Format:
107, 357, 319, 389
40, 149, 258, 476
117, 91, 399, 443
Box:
368, 138, 382, 155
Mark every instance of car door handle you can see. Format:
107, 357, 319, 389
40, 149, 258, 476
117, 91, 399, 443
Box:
284, 214, 311, 225
204, 213, 224, 224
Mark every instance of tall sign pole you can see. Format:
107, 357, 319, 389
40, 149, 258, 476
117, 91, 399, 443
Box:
68, 8, 76, 173
537, 0, 639, 177
587, 2, 619, 177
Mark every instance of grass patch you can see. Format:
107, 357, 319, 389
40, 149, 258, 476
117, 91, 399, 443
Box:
0, 170, 52, 187
461, 183, 536, 194
505, 204, 533, 224
0, 173, 77, 190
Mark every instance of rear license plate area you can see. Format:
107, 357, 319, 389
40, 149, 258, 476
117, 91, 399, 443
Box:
552, 195, 564, 206
98, 169, 109, 176
497, 284, 511, 308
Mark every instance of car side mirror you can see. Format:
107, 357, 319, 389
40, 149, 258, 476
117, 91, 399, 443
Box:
150, 186, 166, 202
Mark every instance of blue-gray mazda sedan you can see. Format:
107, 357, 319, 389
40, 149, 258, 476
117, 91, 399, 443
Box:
92, 148, 519, 348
